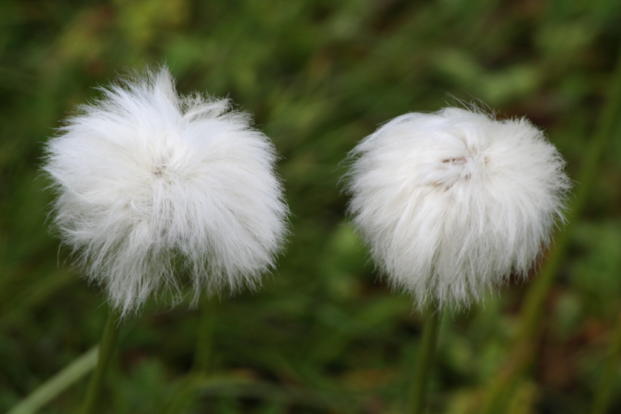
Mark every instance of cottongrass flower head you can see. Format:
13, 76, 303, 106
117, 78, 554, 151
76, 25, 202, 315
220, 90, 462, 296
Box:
44, 67, 288, 315
346, 107, 570, 309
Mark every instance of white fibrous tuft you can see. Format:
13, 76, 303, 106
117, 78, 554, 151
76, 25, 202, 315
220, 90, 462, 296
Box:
346, 107, 570, 309
44, 68, 288, 315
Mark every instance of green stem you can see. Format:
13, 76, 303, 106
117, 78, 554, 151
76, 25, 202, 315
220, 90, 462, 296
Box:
409, 308, 441, 414
590, 314, 621, 414
8, 347, 98, 414
81, 307, 121, 414
194, 297, 216, 374
163, 297, 216, 414
481, 45, 621, 414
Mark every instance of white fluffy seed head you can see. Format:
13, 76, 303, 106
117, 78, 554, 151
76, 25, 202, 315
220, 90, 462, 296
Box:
346, 107, 570, 310
44, 67, 288, 315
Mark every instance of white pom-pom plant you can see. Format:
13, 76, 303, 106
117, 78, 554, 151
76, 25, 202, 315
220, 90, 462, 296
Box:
44, 68, 288, 315
43, 68, 288, 412
345, 107, 569, 413
347, 107, 569, 309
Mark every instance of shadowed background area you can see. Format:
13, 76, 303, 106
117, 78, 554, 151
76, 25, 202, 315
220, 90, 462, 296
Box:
1, 1, 621, 413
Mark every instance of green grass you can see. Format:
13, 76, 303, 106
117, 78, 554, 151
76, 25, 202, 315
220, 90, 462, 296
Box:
1, 1, 621, 413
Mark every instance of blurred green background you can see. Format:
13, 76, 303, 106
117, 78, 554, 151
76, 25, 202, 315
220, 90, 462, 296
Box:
2, 1, 621, 413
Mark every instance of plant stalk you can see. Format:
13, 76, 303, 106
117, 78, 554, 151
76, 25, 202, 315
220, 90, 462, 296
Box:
194, 296, 216, 374
163, 297, 216, 414
409, 308, 441, 414
81, 307, 121, 414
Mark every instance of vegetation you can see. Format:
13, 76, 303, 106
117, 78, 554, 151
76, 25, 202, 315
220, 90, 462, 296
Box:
1, 1, 621, 413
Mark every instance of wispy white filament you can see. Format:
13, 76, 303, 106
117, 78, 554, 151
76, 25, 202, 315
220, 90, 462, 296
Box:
44, 68, 288, 315
346, 107, 570, 309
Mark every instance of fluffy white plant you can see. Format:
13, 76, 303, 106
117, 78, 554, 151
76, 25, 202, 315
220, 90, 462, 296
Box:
44, 68, 288, 315
346, 107, 570, 309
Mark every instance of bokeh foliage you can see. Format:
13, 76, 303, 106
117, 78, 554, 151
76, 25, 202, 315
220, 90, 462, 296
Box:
1, 1, 621, 413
